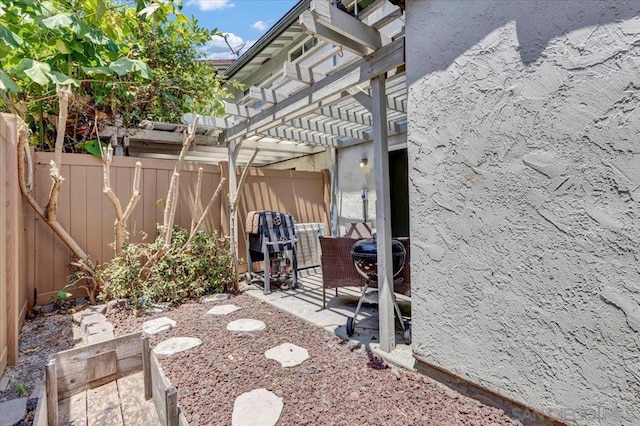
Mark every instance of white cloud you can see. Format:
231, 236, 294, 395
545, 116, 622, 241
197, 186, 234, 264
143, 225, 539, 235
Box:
204, 33, 256, 59
188, 0, 234, 11
252, 20, 267, 32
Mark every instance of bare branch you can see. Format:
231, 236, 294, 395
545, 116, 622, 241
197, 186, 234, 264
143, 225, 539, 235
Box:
190, 167, 204, 234
180, 177, 226, 252
163, 115, 199, 247
231, 146, 260, 208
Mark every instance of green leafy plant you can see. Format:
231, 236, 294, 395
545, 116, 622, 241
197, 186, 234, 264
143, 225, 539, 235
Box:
96, 227, 235, 311
15, 381, 28, 397
0, 0, 239, 153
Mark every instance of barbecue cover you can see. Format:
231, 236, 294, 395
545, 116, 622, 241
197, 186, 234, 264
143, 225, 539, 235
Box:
246, 211, 296, 252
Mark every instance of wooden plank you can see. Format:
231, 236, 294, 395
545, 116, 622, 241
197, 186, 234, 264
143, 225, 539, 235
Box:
371, 75, 395, 352
84, 163, 103, 265
283, 61, 326, 85
151, 355, 169, 426
118, 372, 159, 426
300, 11, 368, 56
86, 381, 124, 426
166, 386, 179, 426
224, 102, 259, 118
47, 359, 59, 426
87, 350, 118, 382
310, 0, 387, 50
4, 114, 20, 364
69, 391, 88, 426
142, 336, 152, 400
225, 37, 405, 141
54, 332, 142, 398
101, 126, 218, 146
33, 379, 48, 426
0, 114, 7, 377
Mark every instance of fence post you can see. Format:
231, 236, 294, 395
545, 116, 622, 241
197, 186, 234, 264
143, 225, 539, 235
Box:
166, 385, 179, 426
46, 358, 58, 426
142, 335, 152, 400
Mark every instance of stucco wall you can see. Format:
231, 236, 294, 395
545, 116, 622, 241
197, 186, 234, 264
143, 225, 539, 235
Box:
336, 143, 377, 235
406, 1, 640, 425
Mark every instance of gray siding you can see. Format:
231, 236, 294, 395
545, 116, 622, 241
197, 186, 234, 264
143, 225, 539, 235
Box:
406, 1, 640, 424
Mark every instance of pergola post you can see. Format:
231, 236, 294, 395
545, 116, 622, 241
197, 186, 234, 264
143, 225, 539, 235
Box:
372, 74, 395, 352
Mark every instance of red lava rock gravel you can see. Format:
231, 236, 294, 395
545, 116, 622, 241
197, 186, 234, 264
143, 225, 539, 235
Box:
107, 294, 520, 425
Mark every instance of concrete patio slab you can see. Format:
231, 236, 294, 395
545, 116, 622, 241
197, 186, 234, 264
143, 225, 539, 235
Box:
244, 272, 416, 371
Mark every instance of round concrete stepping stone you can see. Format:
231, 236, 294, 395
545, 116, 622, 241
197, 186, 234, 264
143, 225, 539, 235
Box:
206, 304, 241, 316
232, 389, 283, 426
226, 318, 266, 332
201, 293, 230, 303
153, 337, 202, 356
143, 316, 177, 335
265, 342, 309, 367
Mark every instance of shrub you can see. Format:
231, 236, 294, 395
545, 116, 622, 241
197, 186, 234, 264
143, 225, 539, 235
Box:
96, 227, 234, 310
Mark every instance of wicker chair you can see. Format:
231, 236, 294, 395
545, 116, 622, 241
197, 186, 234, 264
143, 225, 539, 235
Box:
319, 236, 410, 308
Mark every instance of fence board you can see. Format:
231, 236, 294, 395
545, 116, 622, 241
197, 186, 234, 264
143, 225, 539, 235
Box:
27, 153, 324, 303
0, 114, 7, 376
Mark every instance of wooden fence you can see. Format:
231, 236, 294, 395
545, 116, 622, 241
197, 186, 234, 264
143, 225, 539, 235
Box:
0, 113, 29, 377
27, 152, 329, 305
29, 152, 223, 305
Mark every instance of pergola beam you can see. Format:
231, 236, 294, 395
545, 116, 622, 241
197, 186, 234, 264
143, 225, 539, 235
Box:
102, 126, 219, 146
309, 0, 388, 50
225, 36, 405, 142
299, 11, 368, 56
263, 126, 339, 147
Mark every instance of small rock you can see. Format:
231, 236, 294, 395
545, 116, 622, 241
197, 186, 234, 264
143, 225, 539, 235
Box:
207, 305, 241, 316
86, 322, 114, 336
74, 297, 86, 306
142, 317, 177, 335
232, 389, 283, 426
87, 330, 114, 344
265, 343, 309, 367
226, 319, 266, 333
80, 313, 107, 332
0, 376, 9, 392
154, 337, 202, 356
41, 304, 56, 314
201, 293, 230, 303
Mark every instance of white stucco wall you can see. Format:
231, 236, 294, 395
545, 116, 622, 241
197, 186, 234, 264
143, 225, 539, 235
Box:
406, 1, 640, 425
336, 143, 376, 235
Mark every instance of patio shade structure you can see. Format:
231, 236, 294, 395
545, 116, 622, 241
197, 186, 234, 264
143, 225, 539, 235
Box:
185, 0, 407, 351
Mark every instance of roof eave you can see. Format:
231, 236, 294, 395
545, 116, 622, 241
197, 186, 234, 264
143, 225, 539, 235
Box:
223, 0, 310, 78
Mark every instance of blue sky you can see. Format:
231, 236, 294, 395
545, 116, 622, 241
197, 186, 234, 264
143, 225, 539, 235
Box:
182, 0, 299, 59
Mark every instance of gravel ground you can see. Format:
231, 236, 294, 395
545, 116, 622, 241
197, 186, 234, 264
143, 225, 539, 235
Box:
107, 294, 520, 425
0, 313, 75, 403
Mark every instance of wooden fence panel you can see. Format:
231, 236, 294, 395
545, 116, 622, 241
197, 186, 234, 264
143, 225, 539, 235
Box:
30, 153, 223, 304
0, 114, 8, 377
223, 163, 330, 271
0, 113, 29, 375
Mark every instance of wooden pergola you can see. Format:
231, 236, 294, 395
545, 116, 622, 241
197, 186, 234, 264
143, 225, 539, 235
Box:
188, 0, 407, 351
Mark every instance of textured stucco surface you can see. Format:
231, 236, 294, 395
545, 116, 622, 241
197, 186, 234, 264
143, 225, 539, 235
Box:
406, 1, 640, 425
336, 143, 377, 234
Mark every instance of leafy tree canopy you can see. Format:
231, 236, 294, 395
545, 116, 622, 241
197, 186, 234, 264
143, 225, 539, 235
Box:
0, 0, 237, 151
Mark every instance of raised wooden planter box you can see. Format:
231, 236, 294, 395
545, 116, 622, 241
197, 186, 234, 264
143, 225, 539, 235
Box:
33, 332, 187, 426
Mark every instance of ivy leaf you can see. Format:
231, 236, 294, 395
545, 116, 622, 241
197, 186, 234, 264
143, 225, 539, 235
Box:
0, 69, 19, 93
0, 24, 23, 48
50, 71, 79, 87
15, 59, 52, 85
78, 139, 106, 156
41, 13, 74, 30
131, 59, 152, 79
